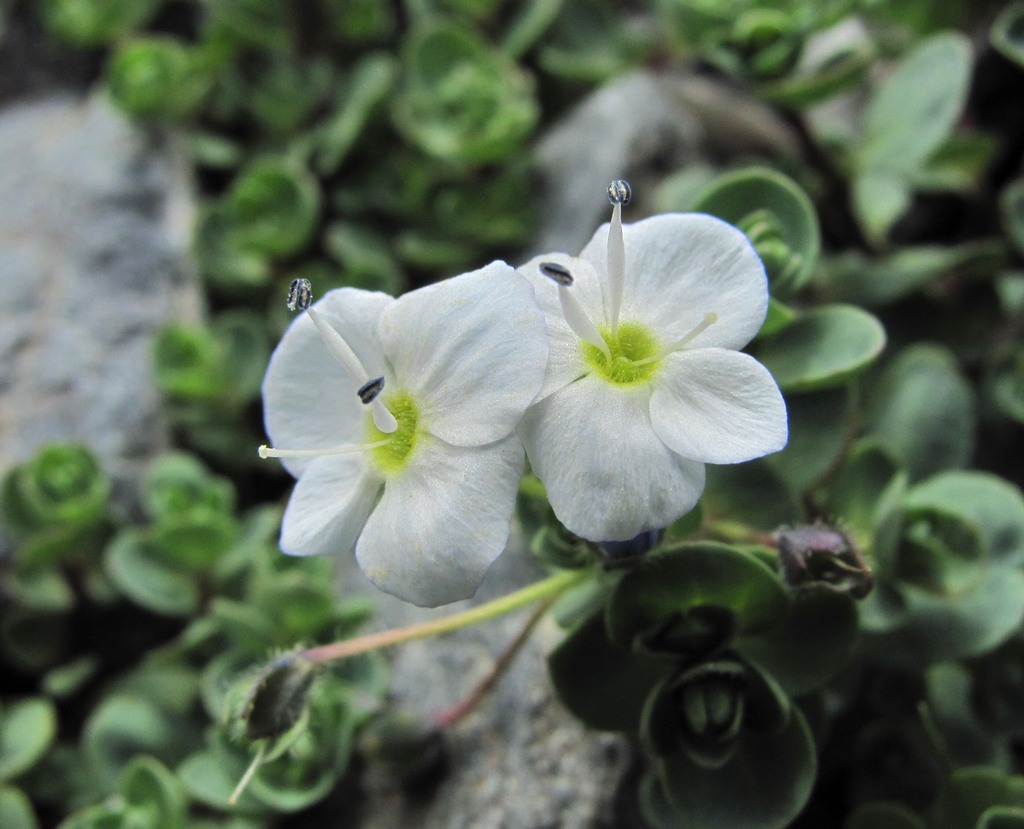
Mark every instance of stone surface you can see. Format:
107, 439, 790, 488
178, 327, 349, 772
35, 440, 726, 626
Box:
336, 536, 636, 829
533, 70, 796, 254
0, 94, 200, 516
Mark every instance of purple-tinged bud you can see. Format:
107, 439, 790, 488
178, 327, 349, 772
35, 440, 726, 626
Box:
776, 524, 874, 599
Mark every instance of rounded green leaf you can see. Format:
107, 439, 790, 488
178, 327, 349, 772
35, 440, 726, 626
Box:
120, 757, 187, 829
548, 610, 671, 733
227, 158, 321, 258
826, 439, 902, 546
1002, 179, 1024, 256
42, 0, 159, 45
0, 786, 38, 829
931, 767, 1024, 829
755, 305, 886, 392
991, 3, 1024, 69
606, 544, 789, 655
845, 801, 927, 829
104, 530, 200, 617
979, 806, 1024, 829
858, 33, 973, 174
391, 21, 538, 163
737, 589, 859, 696
864, 345, 975, 482
692, 167, 820, 297
106, 37, 214, 120
655, 705, 816, 829
907, 471, 1024, 568
2, 443, 110, 537
863, 567, 1024, 667
0, 699, 57, 783
766, 386, 854, 494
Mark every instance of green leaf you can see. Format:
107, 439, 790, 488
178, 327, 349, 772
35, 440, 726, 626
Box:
120, 756, 188, 829
227, 158, 322, 258
766, 386, 854, 494
84, 695, 196, 791
654, 706, 816, 829
606, 543, 789, 655
755, 305, 886, 392
931, 767, 1024, 829
991, 3, 1024, 69
738, 590, 859, 696
703, 461, 800, 531
0, 699, 57, 783
862, 567, 1024, 666
2, 443, 110, 537
907, 471, 1024, 568
315, 54, 397, 175
851, 172, 912, 245
863, 345, 976, 482
979, 806, 1024, 829
42, 0, 159, 45
857, 33, 973, 174
104, 531, 200, 617
0, 786, 38, 829
547, 610, 670, 733
820, 242, 1007, 307
106, 37, 214, 120
692, 167, 820, 297
177, 747, 267, 814
826, 440, 902, 546
392, 21, 538, 164
845, 801, 927, 829
1001, 179, 1024, 256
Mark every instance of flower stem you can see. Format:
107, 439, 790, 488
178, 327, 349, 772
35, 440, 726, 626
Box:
432, 596, 554, 729
300, 568, 589, 666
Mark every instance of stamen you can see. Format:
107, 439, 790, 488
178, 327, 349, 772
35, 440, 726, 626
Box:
633, 312, 719, 366
287, 277, 313, 312
605, 180, 630, 336
258, 439, 390, 460
538, 260, 611, 360
284, 280, 399, 434
539, 261, 573, 286
358, 376, 385, 404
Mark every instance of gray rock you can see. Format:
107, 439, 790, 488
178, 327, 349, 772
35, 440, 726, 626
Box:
337, 535, 635, 829
0, 94, 200, 513
533, 70, 797, 255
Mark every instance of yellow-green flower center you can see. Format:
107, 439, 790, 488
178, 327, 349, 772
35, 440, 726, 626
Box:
583, 321, 660, 385
366, 392, 419, 473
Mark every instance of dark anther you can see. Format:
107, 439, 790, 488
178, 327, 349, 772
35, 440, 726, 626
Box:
357, 376, 386, 405
287, 278, 313, 312
539, 261, 574, 286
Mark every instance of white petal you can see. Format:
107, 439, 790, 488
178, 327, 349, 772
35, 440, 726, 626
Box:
649, 348, 789, 464
355, 434, 524, 607
520, 376, 706, 542
280, 455, 383, 557
517, 253, 602, 401
579, 213, 768, 350
262, 288, 392, 477
379, 262, 549, 447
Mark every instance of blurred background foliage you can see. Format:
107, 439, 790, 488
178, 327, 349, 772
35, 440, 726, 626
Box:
3, 0, 1024, 826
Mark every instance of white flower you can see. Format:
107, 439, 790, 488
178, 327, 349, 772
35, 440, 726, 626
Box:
260, 262, 549, 607
517, 182, 788, 542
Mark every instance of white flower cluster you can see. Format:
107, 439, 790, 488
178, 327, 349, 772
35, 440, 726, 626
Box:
260, 183, 788, 607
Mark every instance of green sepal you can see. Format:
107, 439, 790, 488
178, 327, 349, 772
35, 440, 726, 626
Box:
605, 543, 789, 656
547, 610, 670, 733
239, 653, 317, 741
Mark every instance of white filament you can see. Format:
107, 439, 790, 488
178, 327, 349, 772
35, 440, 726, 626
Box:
606, 201, 625, 335
259, 439, 390, 460
634, 312, 719, 366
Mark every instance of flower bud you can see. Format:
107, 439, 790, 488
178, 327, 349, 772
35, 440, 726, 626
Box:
776, 524, 874, 599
